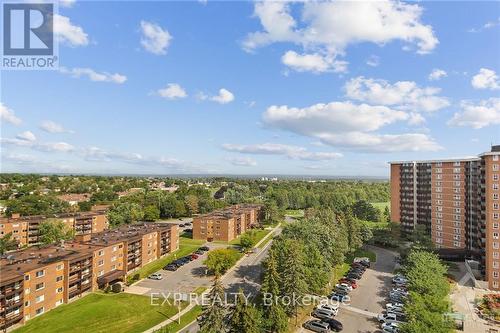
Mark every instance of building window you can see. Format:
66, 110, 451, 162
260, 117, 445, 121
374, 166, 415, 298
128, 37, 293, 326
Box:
35, 295, 44, 303
493, 271, 499, 279
494, 203, 499, 210
56, 287, 63, 293
494, 193, 499, 200
25, 288, 30, 295
454, 215, 461, 221
113, 246, 117, 251
494, 155, 499, 161
494, 232, 500, 240
494, 213, 499, 220
56, 276, 63, 282
35, 283, 44, 291
454, 174, 461, 180
98, 250, 104, 256
455, 208, 461, 213
25, 301, 30, 307
454, 195, 461, 200
494, 174, 499, 181
98, 270, 104, 277
494, 223, 499, 229
454, 235, 461, 240
436, 187, 442, 193
35, 270, 45, 278
494, 184, 499, 190
494, 262, 500, 269
437, 206, 443, 212
436, 219, 442, 224
35, 307, 44, 316
493, 164, 499, 171
56, 264, 63, 271
494, 242, 500, 250
494, 252, 500, 259
111, 256, 116, 262
98, 259, 104, 266
25, 275, 30, 281
454, 241, 460, 247
453, 168, 461, 173
494, 281, 499, 288
111, 265, 116, 270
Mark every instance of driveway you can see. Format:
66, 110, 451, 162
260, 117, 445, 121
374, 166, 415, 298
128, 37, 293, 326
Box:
297, 246, 397, 333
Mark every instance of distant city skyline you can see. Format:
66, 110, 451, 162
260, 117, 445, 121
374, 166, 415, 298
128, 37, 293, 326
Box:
1, 0, 499, 176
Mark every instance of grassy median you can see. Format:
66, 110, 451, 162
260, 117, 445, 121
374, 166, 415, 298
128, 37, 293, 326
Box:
13, 293, 187, 333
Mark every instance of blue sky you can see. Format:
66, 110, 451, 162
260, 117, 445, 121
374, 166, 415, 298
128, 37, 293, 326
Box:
1, 0, 499, 177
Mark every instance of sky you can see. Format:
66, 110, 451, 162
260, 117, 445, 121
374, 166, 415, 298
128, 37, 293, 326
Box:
1, 0, 500, 177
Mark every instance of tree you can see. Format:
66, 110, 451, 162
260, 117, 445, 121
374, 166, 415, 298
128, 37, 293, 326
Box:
108, 202, 144, 226
38, 220, 74, 245
351, 200, 380, 222
6, 195, 70, 216
0, 233, 18, 254
383, 206, 391, 223
143, 205, 160, 221
199, 275, 228, 333
184, 195, 199, 216
263, 201, 282, 225
240, 231, 257, 251
204, 248, 241, 275
229, 290, 260, 333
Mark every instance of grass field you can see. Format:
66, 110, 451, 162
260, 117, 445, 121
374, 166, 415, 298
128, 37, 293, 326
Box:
133, 235, 205, 280
285, 209, 304, 217
228, 229, 271, 246
371, 201, 390, 212
13, 293, 186, 333
153, 305, 202, 333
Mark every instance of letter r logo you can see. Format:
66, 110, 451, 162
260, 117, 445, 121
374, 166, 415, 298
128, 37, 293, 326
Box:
3, 3, 54, 56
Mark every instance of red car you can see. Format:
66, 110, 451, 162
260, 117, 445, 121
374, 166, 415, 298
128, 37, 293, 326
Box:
190, 254, 199, 260
338, 278, 358, 289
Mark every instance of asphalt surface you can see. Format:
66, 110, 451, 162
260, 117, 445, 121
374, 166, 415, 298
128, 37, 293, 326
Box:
297, 245, 397, 333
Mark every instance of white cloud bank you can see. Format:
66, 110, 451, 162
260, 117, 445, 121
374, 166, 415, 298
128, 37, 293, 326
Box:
157, 83, 188, 100
60, 67, 127, 84
428, 68, 447, 81
54, 14, 89, 47
39, 121, 74, 134
448, 98, 500, 129
222, 143, 343, 161
244, 0, 438, 73
0, 103, 22, 125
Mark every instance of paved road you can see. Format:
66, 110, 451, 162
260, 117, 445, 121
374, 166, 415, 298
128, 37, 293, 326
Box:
296, 245, 397, 333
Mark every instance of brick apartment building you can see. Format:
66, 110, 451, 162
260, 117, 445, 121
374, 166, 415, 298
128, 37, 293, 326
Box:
0, 223, 179, 331
390, 145, 500, 290
0, 211, 109, 248
192, 204, 263, 242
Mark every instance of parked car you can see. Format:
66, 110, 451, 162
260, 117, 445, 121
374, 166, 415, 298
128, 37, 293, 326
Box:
378, 312, 400, 324
303, 320, 330, 333
199, 246, 210, 251
392, 276, 408, 284
381, 322, 400, 332
353, 257, 371, 268
335, 283, 352, 291
195, 249, 204, 255
323, 318, 343, 332
329, 293, 351, 302
179, 224, 185, 227
316, 303, 339, 315
148, 273, 162, 280
351, 263, 366, 270
386, 303, 404, 312
190, 253, 199, 260
346, 273, 361, 280
339, 277, 357, 286
164, 264, 177, 271
312, 308, 336, 320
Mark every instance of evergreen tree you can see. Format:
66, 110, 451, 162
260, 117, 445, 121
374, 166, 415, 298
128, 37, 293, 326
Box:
229, 290, 260, 333
199, 275, 228, 333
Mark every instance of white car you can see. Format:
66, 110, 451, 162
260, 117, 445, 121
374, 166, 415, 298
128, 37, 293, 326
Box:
378, 312, 399, 324
392, 276, 408, 284
382, 322, 400, 332
335, 283, 353, 291
386, 303, 404, 312
316, 303, 339, 316
148, 273, 162, 280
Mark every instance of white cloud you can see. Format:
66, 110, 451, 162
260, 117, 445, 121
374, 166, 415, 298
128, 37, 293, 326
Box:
428, 68, 447, 81
156, 83, 187, 100
471, 68, 500, 90
366, 55, 380, 67
60, 0, 76, 8
468, 18, 500, 33
59, 67, 127, 84
54, 14, 89, 47
227, 157, 257, 167
344, 76, 450, 112
1, 137, 75, 152
448, 98, 500, 129
262, 101, 441, 152
209, 88, 235, 104
140, 21, 172, 55
39, 120, 74, 134
281, 51, 347, 73
244, 1, 438, 73
0, 103, 22, 125
222, 143, 343, 161
16, 131, 36, 142
408, 113, 426, 126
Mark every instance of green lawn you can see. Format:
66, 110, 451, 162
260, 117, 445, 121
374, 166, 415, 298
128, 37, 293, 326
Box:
346, 248, 377, 263
228, 229, 271, 246
133, 235, 205, 280
361, 219, 390, 230
371, 201, 390, 212
153, 305, 202, 333
13, 293, 187, 333
285, 209, 304, 217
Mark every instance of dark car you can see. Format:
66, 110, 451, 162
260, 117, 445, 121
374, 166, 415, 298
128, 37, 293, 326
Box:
333, 288, 348, 296
164, 264, 177, 271
323, 318, 343, 332
184, 228, 193, 233
172, 259, 185, 266
347, 272, 361, 280
351, 263, 366, 270
180, 257, 191, 263
179, 224, 185, 227
195, 250, 204, 255
199, 246, 210, 251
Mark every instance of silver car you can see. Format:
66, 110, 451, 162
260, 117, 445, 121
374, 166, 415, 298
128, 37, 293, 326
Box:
303, 320, 330, 333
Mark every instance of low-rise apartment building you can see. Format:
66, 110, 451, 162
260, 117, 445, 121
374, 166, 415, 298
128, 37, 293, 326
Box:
192, 204, 263, 242
0, 211, 109, 248
390, 145, 500, 290
0, 223, 179, 331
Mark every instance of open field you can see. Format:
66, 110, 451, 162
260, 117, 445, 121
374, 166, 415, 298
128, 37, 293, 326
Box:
133, 235, 205, 280
13, 293, 186, 333
153, 305, 203, 333
371, 201, 390, 212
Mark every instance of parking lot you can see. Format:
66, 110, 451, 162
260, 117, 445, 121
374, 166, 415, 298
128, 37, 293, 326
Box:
298, 246, 397, 333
